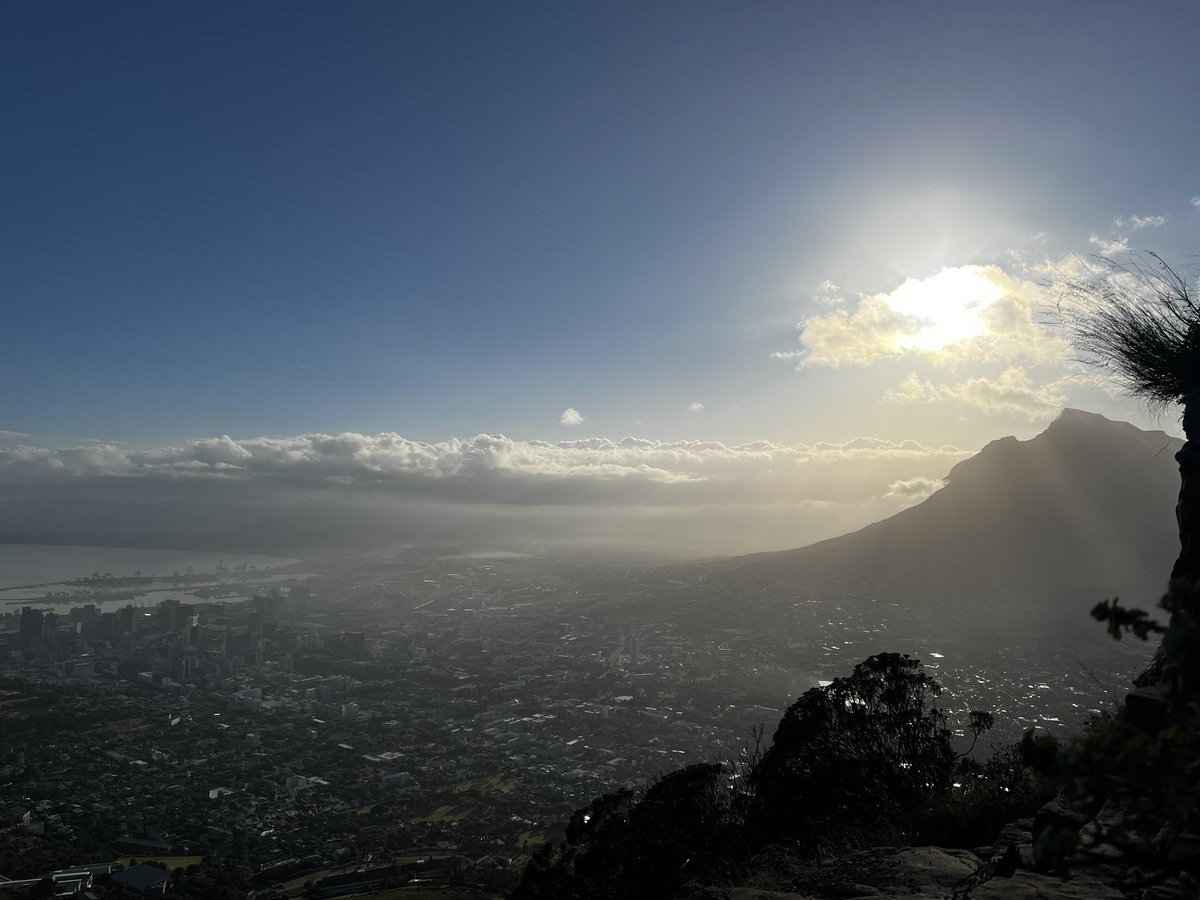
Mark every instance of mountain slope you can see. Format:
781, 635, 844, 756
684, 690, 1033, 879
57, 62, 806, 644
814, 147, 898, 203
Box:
721, 409, 1181, 629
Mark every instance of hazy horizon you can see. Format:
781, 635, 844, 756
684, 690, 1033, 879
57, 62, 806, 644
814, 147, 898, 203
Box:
5, 4, 1200, 458
0, 407, 1179, 560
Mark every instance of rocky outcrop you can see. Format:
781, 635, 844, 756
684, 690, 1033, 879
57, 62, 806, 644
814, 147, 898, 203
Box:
700, 819, 1139, 900
970, 869, 1124, 899
788, 846, 980, 897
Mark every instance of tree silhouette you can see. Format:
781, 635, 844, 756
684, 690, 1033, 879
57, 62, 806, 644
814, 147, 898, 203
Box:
1058, 254, 1200, 583
748, 653, 967, 848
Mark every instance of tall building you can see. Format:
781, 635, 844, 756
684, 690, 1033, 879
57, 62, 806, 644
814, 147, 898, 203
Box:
288, 584, 311, 615
157, 599, 180, 633
114, 605, 136, 636
19, 607, 45, 648
251, 591, 283, 622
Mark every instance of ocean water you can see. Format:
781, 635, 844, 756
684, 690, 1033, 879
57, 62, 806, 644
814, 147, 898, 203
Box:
0, 544, 300, 611
0, 544, 297, 589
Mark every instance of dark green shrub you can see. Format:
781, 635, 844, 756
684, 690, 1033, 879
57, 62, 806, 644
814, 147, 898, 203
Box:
512, 766, 744, 900
748, 653, 982, 851
512, 653, 1000, 898
917, 743, 1055, 849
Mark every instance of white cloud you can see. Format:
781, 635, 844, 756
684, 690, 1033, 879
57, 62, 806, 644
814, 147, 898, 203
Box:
951, 368, 1067, 420
1088, 233, 1127, 256
882, 373, 942, 405
1114, 214, 1167, 231
1192, 196, 1200, 209
883, 475, 943, 503
0, 431, 29, 441
559, 407, 584, 426
813, 279, 844, 305
1086, 212, 1166, 259
883, 367, 1067, 422
778, 264, 1066, 369
789, 293, 912, 367
687, 402, 705, 413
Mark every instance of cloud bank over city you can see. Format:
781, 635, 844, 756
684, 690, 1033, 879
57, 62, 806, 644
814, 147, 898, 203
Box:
0, 427, 984, 555
0, 430, 969, 504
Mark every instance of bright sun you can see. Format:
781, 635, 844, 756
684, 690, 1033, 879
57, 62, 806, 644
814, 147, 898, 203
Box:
884, 265, 1005, 352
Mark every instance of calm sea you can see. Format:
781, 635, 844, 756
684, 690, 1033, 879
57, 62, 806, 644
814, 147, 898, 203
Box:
0, 544, 297, 589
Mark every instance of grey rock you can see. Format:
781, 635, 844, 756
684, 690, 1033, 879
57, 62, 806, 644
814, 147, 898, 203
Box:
1141, 877, 1200, 900
1034, 796, 1091, 835
1033, 796, 1091, 872
1167, 830, 1200, 865
700, 889, 817, 900
793, 846, 982, 897
993, 822, 1034, 849
971, 870, 1124, 899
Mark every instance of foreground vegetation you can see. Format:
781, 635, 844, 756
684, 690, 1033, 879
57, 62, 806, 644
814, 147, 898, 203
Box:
511, 576, 1200, 898
512, 652, 1052, 898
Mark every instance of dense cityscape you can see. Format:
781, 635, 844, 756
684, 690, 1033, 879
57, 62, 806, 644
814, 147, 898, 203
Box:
0, 550, 1147, 896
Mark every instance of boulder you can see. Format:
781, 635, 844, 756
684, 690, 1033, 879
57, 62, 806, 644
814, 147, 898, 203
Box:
1033, 795, 1093, 873
789, 846, 981, 898
970, 870, 1124, 899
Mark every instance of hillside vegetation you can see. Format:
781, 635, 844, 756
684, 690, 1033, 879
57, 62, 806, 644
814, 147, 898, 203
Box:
513, 578, 1200, 899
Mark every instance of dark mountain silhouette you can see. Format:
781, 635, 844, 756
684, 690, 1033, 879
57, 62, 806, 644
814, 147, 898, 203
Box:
718, 409, 1181, 633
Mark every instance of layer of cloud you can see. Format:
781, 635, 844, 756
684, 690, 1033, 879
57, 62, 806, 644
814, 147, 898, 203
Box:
0, 431, 29, 441
0, 430, 972, 512
883, 367, 1068, 422
559, 407, 584, 426
0, 431, 986, 557
688, 402, 705, 413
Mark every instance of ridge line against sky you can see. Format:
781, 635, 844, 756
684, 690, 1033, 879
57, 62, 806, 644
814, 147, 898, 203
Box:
4, 1, 1200, 454
0, 409, 1176, 556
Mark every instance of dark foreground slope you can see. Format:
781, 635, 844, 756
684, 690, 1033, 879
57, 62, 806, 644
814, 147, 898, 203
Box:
720, 409, 1180, 633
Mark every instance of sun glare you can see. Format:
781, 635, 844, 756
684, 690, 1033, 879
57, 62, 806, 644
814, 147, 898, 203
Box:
885, 266, 1005, 352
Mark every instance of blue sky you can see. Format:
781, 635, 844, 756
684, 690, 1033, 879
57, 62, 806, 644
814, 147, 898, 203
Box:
4, 1, 1200, 452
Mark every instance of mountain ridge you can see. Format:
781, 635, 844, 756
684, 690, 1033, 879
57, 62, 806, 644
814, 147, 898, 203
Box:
715, 408, 1181, 632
